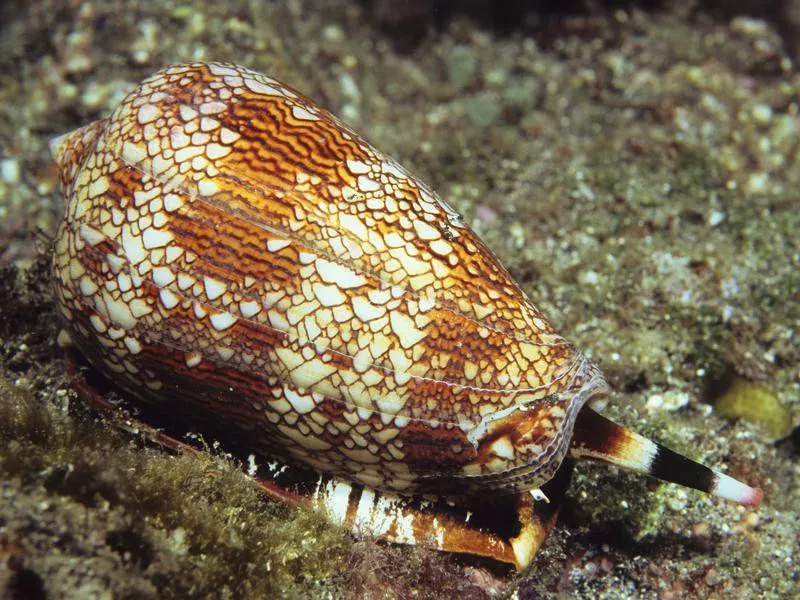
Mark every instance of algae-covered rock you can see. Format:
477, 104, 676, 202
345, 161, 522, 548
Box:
714, 378, 793, 440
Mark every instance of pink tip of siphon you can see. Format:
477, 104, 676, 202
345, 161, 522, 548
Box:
714, 472, 763, 507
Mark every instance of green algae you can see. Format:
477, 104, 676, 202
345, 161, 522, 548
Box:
0, 372, 351, 599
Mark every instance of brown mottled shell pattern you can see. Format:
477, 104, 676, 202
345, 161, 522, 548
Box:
52, 62, 605, 498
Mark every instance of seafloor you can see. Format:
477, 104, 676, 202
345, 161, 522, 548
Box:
0, 1, 798, 598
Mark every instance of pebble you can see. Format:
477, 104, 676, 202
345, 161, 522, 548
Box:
503, 79, 539, 111
662, 390, 689, 411
743, 512, 760, 529
770, 114, 795, 150
340, 103, 360, 124
80, 81, 111, 110
705, 567, 721, 586
646, 394, 664, 411
1, 158, 20, 184
445, 45, 476, 89
186, 12, 206, 38
580, 270, 600, 286
321, 24, 344, 55
645, 390, 689, 412
338, 72, 361, 103
751, 103, 773, 125
730, 17, 770, 37
667, 490, 688, 511
745, 172, 769, 194
63, 30, 93, 74
708, 209, 726, 227
692, 522, 711, 538
131, 20, 159, 65
508, 222, 525, 249
464, 91, 501, 128
484, 68, 507, 87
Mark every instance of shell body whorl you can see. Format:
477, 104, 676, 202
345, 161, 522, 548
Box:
52, 62, 604, 497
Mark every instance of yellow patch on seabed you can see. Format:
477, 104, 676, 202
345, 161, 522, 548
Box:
714, 378, 792, 440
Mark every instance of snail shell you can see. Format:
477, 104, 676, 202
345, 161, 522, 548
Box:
51, 62, 603, 497
52, 63, 760, 522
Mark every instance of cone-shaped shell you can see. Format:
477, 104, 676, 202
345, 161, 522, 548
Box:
52, 62, 605, 496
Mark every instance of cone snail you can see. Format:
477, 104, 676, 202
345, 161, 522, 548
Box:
51, 62, 761, 569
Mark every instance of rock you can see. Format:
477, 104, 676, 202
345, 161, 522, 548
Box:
464, 91, 501, 128
445, 45, 476, 89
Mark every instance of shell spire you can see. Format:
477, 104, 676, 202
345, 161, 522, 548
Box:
51, 120, 106, 188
